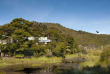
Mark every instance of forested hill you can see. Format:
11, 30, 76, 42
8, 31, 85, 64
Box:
0, 18, 110, 48
43, 23, 110, 48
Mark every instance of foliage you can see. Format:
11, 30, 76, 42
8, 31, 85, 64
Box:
0, 56, 62, 68
100, 46, 110, 65
52, 42, 66, 57
80, 49, 102, 67
1, 18, 109, 57
42, 23, 110, 48
0, 18, 78, 57
15, 54, 24, 58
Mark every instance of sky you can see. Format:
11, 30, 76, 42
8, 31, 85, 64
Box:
0, 0, 110, 34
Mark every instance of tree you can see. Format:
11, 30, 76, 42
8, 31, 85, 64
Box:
2, 44, 9, 56
11, 29, 31, 43
9, 43, 19, 56
66, 36, 75, 53
46, 27, 64, 42
52, 42, 66, 57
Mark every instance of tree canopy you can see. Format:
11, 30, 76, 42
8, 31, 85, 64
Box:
0, 18, 77, 57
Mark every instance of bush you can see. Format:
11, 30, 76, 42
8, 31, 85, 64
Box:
52, 42, 66, 57
100, 46, 110, 64
45, 49, 53, 57
39, 52, 45, 56
15, 54, 24, 58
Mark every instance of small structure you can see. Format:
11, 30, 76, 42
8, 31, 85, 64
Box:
28, 37, 35, 40
38, 37, 51, 44
0, 40, 7, 44
0, 36, 51, 45
0, 39, 18, 44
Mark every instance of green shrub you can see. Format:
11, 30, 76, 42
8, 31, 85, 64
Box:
100, 46, 110, 64
15, 54, 24, 58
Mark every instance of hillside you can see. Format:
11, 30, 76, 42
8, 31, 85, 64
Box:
1, 18, 110, 49
36, 22, 110, 49
0, 18, 77, 57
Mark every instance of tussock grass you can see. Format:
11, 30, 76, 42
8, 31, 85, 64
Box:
80, 49, 102, 67
0, 56, 62, 68
65, 54, 77, 59
0, 49, 103, 68
64, 50, 102, 67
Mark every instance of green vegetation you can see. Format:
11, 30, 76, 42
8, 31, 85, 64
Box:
0, 18, 77, 57
80, 49, 102, 67
0, 18, 110, 69
99, 45, 110, 66
0, 56, 62, 68
42, 23, 110, 48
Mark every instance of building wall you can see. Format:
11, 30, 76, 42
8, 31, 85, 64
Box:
0, 40, 7, 44
38, 37, 47, 40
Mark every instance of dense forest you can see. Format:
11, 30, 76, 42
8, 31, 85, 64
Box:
0, 18, 77, 57
0, 18, 110, 58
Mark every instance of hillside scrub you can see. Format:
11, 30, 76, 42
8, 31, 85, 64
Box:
80, 49, 102, 67
0, 18, 110, 67
99, 45, 110, 66
0, 18, 78, 57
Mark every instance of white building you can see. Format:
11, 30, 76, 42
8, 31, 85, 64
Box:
28, 37, 35, 40
0, 37, 51, 45
38, 37, 51, 44
0, 39, 18, 44
0, 40, 7, 44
